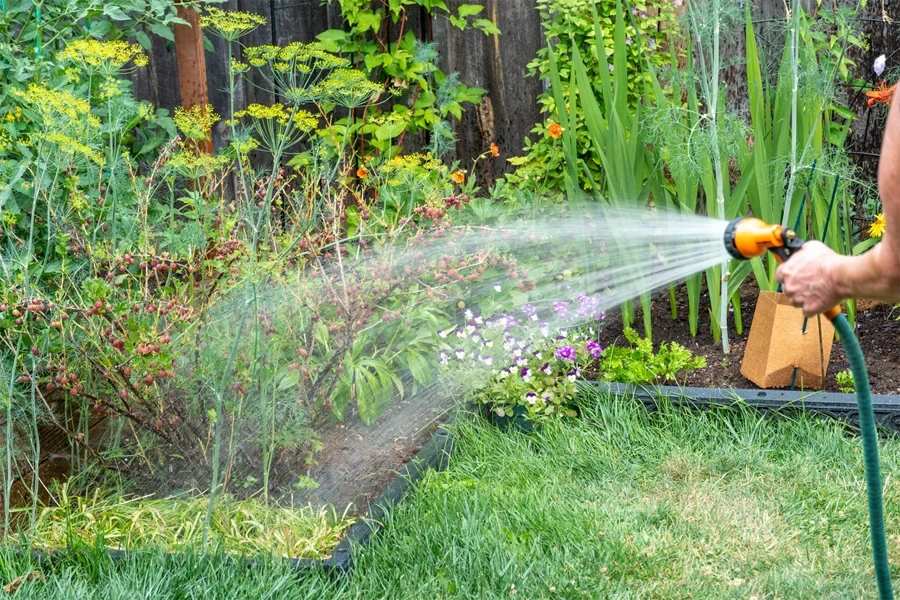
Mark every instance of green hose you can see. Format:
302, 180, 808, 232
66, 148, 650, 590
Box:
832, 313, 894, 599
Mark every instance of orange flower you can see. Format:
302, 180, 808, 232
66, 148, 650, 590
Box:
356, 166, 368, 178
866, 81, 897, 107
450, 170, 465, 185
490, 142, 500, 157
548, 123, 564, 139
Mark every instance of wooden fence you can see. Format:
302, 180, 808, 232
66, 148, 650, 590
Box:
131, 0, 900, 186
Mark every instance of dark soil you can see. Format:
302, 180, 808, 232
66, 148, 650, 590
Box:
596, 280, 900, 395
284, 391, 452, 515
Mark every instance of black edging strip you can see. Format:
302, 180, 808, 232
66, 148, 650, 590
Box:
593, 382, 900, 434
29, 414, 457, 576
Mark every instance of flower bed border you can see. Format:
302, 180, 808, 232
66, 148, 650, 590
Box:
29, 415, 456, 575
593, 382, 900, 433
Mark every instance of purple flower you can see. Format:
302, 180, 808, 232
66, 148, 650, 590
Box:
587, 341, 603, 359
439, 351, 449, 365
625, 37, 632, 46
525, 392, 538, 405
555, 345, 577, 361
541, 363, 552, 375
479, 355, 493, 366
567, 369, 578, 382
520, 367, 532, 382
647, 38, 656, 49
553, 301, 569, 319
875, 54, 887, 77
521, 304, 539, 322
438, 329, 451, 339
515, 357, 528, 367
540, 322, 550, 337
499, 367, 510, 379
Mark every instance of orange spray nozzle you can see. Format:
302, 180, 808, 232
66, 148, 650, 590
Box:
724, 217, 803, 262
724, 217, 842, 320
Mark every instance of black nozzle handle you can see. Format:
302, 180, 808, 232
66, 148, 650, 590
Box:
770, 234, 805, 264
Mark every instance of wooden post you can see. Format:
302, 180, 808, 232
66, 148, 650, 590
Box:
174, 6, 213, 154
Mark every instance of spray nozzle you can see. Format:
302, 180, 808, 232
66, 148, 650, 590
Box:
724, 217, 804, 263
724, 217, 842, 320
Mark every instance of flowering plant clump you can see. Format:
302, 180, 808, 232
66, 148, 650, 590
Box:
436, 293, 606, 422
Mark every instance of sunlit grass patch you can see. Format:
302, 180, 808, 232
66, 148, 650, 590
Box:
13, 486, 355, 560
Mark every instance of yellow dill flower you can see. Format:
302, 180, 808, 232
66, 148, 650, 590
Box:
311, 68, 381, 108
382, 152, 444, 174
230, 59, 250, 74
167, 150, 231, 177
57, 39, 147, 72
200, 7, 267, 40
42, 132, 106, 165
174, 104, 220, 142
11, 84, 97, 130
869, 213, 886, 238
235, 104, 318, 132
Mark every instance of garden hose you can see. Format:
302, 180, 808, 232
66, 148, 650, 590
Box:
725, 217, 894, 599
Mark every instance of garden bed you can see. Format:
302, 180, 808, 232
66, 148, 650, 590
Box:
25, 402, 456, 573
597, 281, 900, 395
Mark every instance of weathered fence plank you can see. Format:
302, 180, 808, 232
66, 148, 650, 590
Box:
433, 0, 544, 184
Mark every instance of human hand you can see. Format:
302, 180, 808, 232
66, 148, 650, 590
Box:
774, 240, 844, 316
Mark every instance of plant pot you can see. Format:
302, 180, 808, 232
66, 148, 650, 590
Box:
740, 291, 834, 389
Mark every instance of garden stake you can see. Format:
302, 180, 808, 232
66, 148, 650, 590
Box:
725, 216, 894, 600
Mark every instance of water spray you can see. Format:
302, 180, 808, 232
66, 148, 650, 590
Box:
724, 217, 893, 599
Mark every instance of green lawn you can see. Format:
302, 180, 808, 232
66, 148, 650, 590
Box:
3, 391, 900, 599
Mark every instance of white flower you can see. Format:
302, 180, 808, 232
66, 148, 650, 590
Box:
530, 314, 538, 322
539, 322, 550, 337
438, 329, 451, 339
499, 368, 510, 380
875, 54, 887, 77
484, 340, 494, 348
456, 328, 467, 339
513, 348, 522, 357
515, 357, 528, 367
455, 349, 466, 360
464, 309, 474, 320
558, 329, 568, 338
480, 355, 493, 366
474, 316, 484, 325
439, 352, 449, 366
493, 284, 502, 292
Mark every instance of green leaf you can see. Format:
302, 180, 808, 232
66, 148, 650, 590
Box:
355, 10, 382, 33
449, 16, 466, 29
278, 369, 300, 391
472, 19, 500, 35
375, 121, 406, 141
103, 5, 130, 21
458, 4, 484, 18
364, 52, 383, 70
149, 22, 175, 42
853, 237, 880, 255
134, 30, 152, 51
317, 29, 348, 42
